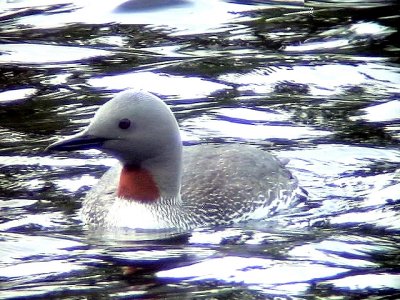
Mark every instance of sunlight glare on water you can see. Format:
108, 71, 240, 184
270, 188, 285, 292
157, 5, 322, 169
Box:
0, 88, 37, 104
89, 71, 230, 98
219, 63, 400, 96
0, 44, 111, 64
157, 255, 349, 295
6, 0, 270, 34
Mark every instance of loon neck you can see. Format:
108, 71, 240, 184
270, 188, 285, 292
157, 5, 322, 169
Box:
117, 165, 160, 202
117, 149, 182, 203
116, 120, 183, 203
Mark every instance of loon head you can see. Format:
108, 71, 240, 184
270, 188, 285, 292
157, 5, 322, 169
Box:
47, 89, 183, 202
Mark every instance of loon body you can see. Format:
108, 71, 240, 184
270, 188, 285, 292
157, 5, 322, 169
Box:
48, 90, 299, 231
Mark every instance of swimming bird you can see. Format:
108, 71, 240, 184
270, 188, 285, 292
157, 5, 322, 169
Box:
47, 89, 300, 232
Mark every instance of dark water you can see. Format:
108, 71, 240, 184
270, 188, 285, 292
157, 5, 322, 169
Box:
1, 0, 399, 298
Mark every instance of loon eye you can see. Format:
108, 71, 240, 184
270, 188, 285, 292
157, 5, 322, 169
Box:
118, 118, 131, 130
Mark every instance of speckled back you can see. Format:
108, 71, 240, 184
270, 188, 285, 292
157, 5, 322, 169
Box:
181, 144, 298, 226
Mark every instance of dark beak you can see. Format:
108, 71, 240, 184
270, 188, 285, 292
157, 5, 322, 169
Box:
46, 132, 108, 152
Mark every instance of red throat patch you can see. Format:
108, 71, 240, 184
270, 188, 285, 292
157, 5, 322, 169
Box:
117, 166, 160, 202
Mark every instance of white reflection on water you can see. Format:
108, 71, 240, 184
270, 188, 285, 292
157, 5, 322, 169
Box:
5, 0, 270, 35
181, 102, 323, 143
1, 258, 83, 278
284, 38, 351, 52
365, 174, 400, 206
350, 21, 395, 36
325, 273, 400, 291
183, 117, 330, 140
0, 212, 72, 231
0, 232, 87, 298
289, 239, 378, 268
219, 63, 400, 96
55, 174, 98, 192
284, 21, 395, 52
331, 209, 400, 231
157, 230, 399, 295
279, 144, 400, 178
0, 44, 110, 64
0, 233, 83, 273
0, 88, 37, 103
89, 71, 229, 98
351, 100, 400, 123
216, 107, 291, 122
157, 255, 348, 294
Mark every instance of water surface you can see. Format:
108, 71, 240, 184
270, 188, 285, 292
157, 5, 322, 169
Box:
0, 0, 399, 298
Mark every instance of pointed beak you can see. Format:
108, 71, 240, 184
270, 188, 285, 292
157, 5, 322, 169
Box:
46, 131, 108, 152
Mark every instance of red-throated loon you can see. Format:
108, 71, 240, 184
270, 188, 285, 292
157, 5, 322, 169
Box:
47, 89, 300, 231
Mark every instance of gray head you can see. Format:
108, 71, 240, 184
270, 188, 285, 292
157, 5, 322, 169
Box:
48, 90, 183, 194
